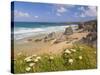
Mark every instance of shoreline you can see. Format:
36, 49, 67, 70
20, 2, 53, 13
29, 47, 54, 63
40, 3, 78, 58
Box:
13, 28, 89, 58
14, 24, 78, 41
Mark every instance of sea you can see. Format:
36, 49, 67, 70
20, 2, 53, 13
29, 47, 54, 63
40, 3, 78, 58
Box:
12, 22, 78, 40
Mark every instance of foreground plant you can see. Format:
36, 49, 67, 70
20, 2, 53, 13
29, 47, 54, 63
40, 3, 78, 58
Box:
14, 44, 97, 73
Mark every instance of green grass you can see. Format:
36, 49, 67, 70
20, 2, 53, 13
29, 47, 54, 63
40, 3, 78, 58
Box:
12, 44, 97, 74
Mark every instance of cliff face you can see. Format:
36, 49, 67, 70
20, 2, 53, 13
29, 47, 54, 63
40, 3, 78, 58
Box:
78, 20, 97, 47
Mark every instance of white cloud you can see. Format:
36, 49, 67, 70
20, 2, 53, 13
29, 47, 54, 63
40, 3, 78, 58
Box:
57, 7, 67, 13
56, 13, 61, 16
80, 13, 86, 17
55, 5, 75, 17
78, 6, 85, 11
34, 16, 39, 18
78, 6, 97, 17
56, 6, 67, 16
84, 6, 97, 17
14, 10, 30, 18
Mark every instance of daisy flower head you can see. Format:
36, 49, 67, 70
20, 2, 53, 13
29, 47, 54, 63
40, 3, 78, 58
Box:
34, 58, 38, 63
79, 56, 83, 60
24, 56, 32, 61
50, 56, 54, 60
29, 63, 35, 67
36, 56, 41, 60
25, 67, 31, 72
68, 58, 73, 65
24, 57, 32, 62
64, 49, 71, 54
70, 49, 76, 52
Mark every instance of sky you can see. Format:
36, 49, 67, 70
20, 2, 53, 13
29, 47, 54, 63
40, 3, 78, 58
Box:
12, 1, 97, 22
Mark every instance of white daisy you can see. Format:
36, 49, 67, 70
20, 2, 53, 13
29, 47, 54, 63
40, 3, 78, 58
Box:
49, 56, 54, 60
34, 59, 38, 63
29, 63, 35, 67
24, 56, 32, 62
68, 59, 73, 64
79, 56, 83, 60
26, 58, 32, 62
70, 49, 76, 52
36, 56, 41, 60
25, 67, 31, 72
24, 56, 32, 61
65, 49, 71, 54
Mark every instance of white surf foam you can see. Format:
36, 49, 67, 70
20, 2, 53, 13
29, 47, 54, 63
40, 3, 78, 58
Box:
13, 25, 78, 40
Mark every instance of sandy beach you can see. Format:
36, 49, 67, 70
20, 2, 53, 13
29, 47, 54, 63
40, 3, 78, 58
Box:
14, 30, 89, 58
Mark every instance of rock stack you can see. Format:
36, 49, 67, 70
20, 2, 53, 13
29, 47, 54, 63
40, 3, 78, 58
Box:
63, 26, 73, 35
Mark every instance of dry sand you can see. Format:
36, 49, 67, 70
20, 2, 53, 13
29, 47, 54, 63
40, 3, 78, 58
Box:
13, 31, 89, 58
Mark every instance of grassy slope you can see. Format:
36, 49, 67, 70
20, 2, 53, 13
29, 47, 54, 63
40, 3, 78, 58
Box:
13, 44, 97, 74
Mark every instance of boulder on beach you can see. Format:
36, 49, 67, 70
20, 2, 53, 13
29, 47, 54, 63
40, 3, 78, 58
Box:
63, 26, 73, 35
47, 32, 55, 39
43, 32, 56, 42
27, 39, 32, 41
78, 23, 85, 29
51, 39, 57, 44
34, 38, 42, 42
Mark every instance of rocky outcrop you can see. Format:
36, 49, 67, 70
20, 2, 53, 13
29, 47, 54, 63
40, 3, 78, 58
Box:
47, 32, 55, 39
43, 32, 55, 42
78, 20, 97, 32
78, 20, 97, 47
27, 39, 32, 41
63, 26, 73, 35
34, 39, 42, 42
78, 23, 85, 29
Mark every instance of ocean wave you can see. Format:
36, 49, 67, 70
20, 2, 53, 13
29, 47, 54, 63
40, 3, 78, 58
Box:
14, 28, 44, 34
13, 25, 77, 40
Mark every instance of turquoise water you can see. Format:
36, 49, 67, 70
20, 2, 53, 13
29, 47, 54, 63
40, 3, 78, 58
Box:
12, 22, 77, 40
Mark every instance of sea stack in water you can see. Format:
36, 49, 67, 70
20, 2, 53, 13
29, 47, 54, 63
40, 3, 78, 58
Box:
63, 26, 73, 35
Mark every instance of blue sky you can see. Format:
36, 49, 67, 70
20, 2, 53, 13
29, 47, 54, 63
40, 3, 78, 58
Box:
12, 1, 97, 22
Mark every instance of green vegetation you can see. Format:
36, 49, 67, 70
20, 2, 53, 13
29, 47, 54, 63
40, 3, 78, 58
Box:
13, 44, 97, 74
